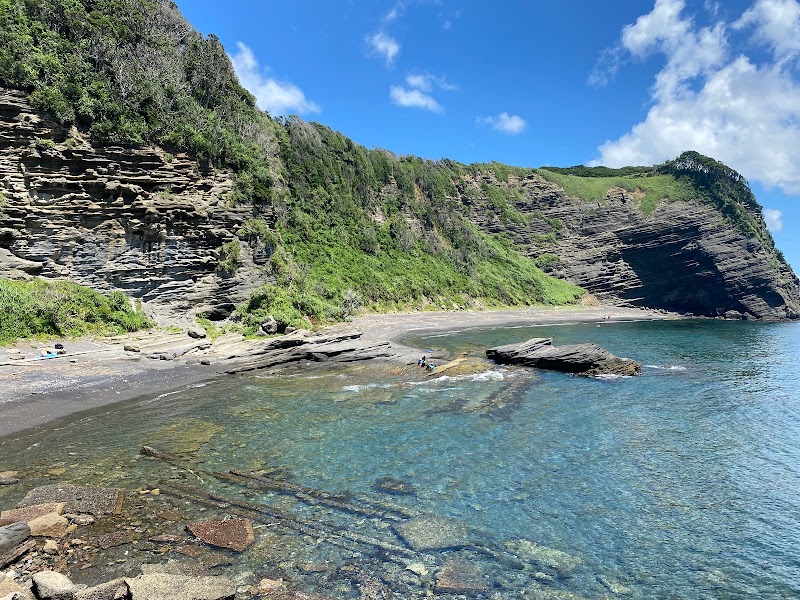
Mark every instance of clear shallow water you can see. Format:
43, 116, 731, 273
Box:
2, 320, 800, 598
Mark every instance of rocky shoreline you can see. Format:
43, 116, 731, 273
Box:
0, 306, 673, 598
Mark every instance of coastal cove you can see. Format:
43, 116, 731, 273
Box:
1, 317, 799, 598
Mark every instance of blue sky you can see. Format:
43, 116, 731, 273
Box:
176, 0, 800, 271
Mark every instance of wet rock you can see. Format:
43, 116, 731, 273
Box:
257, 578, 284, 593
434, 558, 487, 595
148, 534, 184, 544
394, 516, 470, 551
95, 531, 131, 550
505, 539, 583, 575
31, 570, 83, 599
0, 503, 66, 526
17, 484, 123, 517
27, 513, 68, 538
486, 338, 642, 376
186, 519, 255, 552
74, 579, 129, 600
373, 477, 416, 496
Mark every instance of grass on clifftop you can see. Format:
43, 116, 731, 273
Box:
0, 278, 151, 344
537, 169, 697, 214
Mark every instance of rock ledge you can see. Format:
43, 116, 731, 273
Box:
486, 337, 642, 376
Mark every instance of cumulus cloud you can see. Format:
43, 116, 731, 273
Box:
764, 208, 785, 232
230, 43, 319, 115
390, 85, 443, 112
476, 112, 527, 135
590, 0, 800, 195
389, 72, 456, 112
367, 31, 400, 66
404, 73, 458, 93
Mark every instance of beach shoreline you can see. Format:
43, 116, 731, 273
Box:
0, 305, 675, 438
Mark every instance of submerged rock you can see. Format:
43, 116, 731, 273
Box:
435, 558, 487, 595
186, 519, 255, 552
394, 516, 470, 551
373, 477, 416, 495
505, 539, 583, 575
486, 338, 642, 376
17, 484, 123, 517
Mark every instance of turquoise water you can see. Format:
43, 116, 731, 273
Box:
2, 319, 799, 598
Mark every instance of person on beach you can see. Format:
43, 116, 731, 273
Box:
417, 355, 426, 367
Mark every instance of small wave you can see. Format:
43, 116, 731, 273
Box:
341, 383, 395, 392
645, 365, 688, 371
592, 374, 628, 381
468, 369, 506, 382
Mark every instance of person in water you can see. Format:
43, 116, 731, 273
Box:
417, 355, 427, 367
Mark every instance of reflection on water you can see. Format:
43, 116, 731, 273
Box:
1, 320, 800, 598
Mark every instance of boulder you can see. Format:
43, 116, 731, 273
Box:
31, 571, 83, 600
187, 327, 207, 340
486, 337, 642, 376
258, 316, 278, 336
74, 579, 129, 600
0, 576, 35, 600
0, 523, 31, 554
125, 572, 234, 600
27, 514, 68, 538
186, 519, 254, 552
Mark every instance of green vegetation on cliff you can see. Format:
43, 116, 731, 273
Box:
2, 0, 785, 332
0, 278, 151, 344
0, 0, 584, 331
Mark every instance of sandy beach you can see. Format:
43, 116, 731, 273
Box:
0, 305, 675, 438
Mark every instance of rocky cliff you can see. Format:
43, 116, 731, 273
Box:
0, 89, 261, 322
1, 87, 798, 322
457, 172, 800, 320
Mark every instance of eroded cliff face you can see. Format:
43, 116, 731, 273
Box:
459, 172, 800, 320
0, 89, 263, 322
1, 87, 798, 322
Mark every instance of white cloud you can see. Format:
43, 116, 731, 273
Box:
367, 31, 400, 66
230, 43, 319, 116
390, 85, 443, 112
477, 112, 527, 135
734, 0, 800, 61
764, 208, 784, 232
404, 73, 458, 92
591, 0, 800, 195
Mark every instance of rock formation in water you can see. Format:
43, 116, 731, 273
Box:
486, 337, 643, 376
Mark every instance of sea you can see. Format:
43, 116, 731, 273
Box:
1, 319, 799, 599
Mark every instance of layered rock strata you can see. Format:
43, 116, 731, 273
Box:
0, 88, 262, 321
461, 172, 800, 320
486, 337, 643, 376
